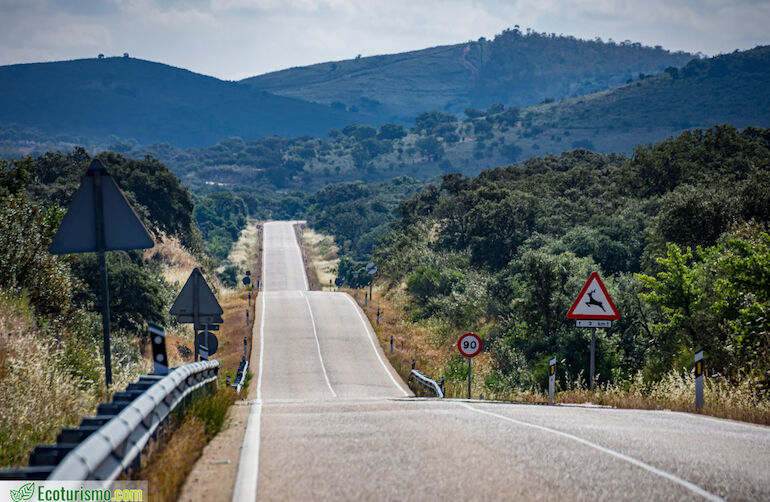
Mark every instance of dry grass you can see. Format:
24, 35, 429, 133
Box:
224, 220, 260, 272
144, 233, 204, 290
301, 229, 340, 290
294, 223, 322, 290
135, 385, 237, 502
556, 371, 770, 425
352, 283, 770, 425
0, 291, 146, 467
133, 223, 260, 499
350, 284, 497, 399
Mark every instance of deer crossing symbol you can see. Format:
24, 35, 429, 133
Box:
585, 289, 606, 312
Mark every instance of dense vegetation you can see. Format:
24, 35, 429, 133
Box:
0, 144, 265, 466
322, 125, 770, 398
245, 27, 692, 122
307, 177, 426, 260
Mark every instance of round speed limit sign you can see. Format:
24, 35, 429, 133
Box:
457, 332, 482, 358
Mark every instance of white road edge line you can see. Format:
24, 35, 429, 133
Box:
303, 292, 337, 397
231, 233, 268, 502
343, 293, 411, 396
458, 402, 726, 502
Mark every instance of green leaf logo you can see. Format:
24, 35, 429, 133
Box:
9, 482, 34, 502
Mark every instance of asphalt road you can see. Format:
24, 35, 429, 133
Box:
232, 221, 770, 502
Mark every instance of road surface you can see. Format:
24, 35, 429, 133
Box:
232, 221, 770, 501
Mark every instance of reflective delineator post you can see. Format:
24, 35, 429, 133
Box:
243, 336, 248, 358
695, 349, 704, 410
149, 323, 169, 376
549, 357, 556, 405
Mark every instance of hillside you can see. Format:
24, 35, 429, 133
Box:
324, 125, 770, 411
93, 46, 770, 192
242, 28, 693, 122
0, 57, 371, 148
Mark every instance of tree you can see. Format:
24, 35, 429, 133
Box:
378, 124, 406, 140
416, 137, 443, 160
635, 244, 704, 377
342, 124, 377, 141
414, 111, 457, 134
0, 159, 77, 317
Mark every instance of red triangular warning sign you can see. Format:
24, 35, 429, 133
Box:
566, 272, 620, 320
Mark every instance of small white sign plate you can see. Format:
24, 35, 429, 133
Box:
576, 320, 612, 328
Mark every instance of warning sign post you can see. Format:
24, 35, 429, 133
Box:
567, 272, 620, 389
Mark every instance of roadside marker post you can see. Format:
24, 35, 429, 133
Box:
246, 308, 250, 326
49, 159, 154, 387
366, 262, 377, 307
458, 332, 482, 400
243, 336, 248, 359
390, 335, 393, 353
566, 272, 620, 390
149, 323, 169, 376
695, 349, 704, 410
548, 357, 556, 405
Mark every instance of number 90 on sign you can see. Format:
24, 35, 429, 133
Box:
457, 332, 482, 358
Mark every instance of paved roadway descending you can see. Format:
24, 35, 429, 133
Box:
233, 221, 770, 501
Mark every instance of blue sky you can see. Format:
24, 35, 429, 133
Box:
0, 0, 768, 80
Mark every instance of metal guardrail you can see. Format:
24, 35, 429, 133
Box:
409, 369, 444, 398
46, 360, 219, 481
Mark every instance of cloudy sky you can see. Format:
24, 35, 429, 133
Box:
1, 0, 768, 81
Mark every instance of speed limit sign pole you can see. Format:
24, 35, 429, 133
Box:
458, 332, 482, 400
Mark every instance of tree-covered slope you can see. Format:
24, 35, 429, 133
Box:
86, 46, 768, 192
242, 28, 693, 122
0, 57, 372, 148
361, 125, 770, 397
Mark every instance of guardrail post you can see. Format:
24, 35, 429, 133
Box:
411, 359, 415, 370
548, 357, 556, 405
440, 376, 445, 397
695, 349, 704, 410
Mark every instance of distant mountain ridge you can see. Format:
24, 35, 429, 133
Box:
106, 45, 770, 192
242, 28, 694, 122
0, 57, 372, 148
